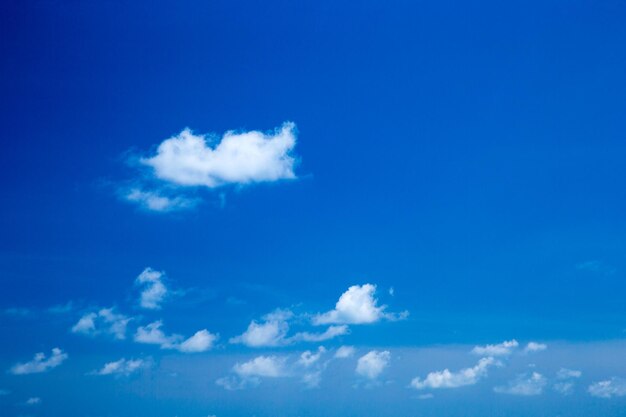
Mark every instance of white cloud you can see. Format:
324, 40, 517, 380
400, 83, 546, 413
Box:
124, 188, 197, 212
335, 345, 356, 359
71, 308, 130, 340
557, 368, 582, 379
298, 347, 326, 368
134, 321, 217, 353
140, 122, 298, 188
554, 382, 574, 395
25, 397, 41, 405
233, 356, 288, 378
136, 267, 168, 310
10, 348, 68, 375
523, 342, 547, 353
291, 325, 349, 343
93, 358, 148, 376
411, 357, 497, 390
230, 309, 345, 347
588, 378, 626, 398
494, 372, 547, 396
313, 284, 407, 325
417, 393, 434, 400
178, 329, 218, 353
356, 350, 390, 380
471, 340, 518, 357
302, 371, 322, 388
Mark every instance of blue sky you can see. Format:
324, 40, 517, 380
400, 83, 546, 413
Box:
1, 0, 626, 415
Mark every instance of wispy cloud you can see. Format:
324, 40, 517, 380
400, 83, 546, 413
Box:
494, 372, 547, 396
411, 357, 497, 390
588, 377, 626, 398
10, 348, 68, 375
471, 340, 518, 357
71, 308, 131, 340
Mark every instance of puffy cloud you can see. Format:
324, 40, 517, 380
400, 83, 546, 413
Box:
356, 350, 390, 380
93, 358, 148, 376
588, 378, 626, 398
494, 372, 547, 396
10, 348, 68, 375
134, 321, 217, 353
233, 356, 288, 378
178, 330, 218, 353
230, 309, 345, 347
71, 308, 131, 340
334, 345, 356, 359
298, 347, 326, 368
471, 340, 518, 357
124, 188, 197, 212
313, 284, 407, 325
140, 122, 298, 188
523, 342, 547, 353
411, 357, 497, 390
135, 268, 168, 310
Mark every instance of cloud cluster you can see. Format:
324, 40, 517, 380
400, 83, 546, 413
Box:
411, 357, 497, 390
71, 308, 131, 340
134, 321, 217, 353
10, 348, 68, 375
588, 378, 626, 398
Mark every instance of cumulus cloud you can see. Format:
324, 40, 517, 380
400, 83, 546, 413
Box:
335, 345, 356, 359
124, 188, 197, 212
140, 122, 298, 188
230, 309, 346, 347
471, 340, 518, 357
134, 321, 216, 353
523, 342, 547, 353
233, 356, 288, 379
588, 378, 626, 398
494, 372, 547, 396
313, 284, 407, 325
10, 348, 68, 375
92, 358, 148, 376
356, 350, 390, 380
135, 267, 168, 310
298, 347, 326, 368
411, 357, 497, 390
71, 308, 131, 340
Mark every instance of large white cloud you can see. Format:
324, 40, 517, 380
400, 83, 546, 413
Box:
135, 267, 168, 310
134, 321, 217, 353
494, 372, 547, 396
10, 348, 68, 375
588, 378, 626, 398
71, 308, 131, 340
411, 357, 497, 390
140, 122, 298, 188
356, 350, 390, 380
92, 358, 148, 376
471, 340, 518, 357
313, 284, 407, 325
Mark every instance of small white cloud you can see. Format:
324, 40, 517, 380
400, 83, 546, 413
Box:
411, 357, 497, 390
140, 122, 298, 188
25, 397, 41, 405
93, 358, 148, 376
136, 267, 168, 310
334, 345, 356, 359
554, 382, 574, 395
494, 372, 547, 396
124, 188, 197, 212
471, 340, 518, 357
588, 378, 626, 398
233, 356, 288, 379
71, 308, 130, 340
290, 325, 349, 343
298, 347, 326, 368
302, 371, 322, 388
230, 313, 290, 347
178, 329, 218, 353
10, 348, 68, 375
417, 393, 434, 400
313, 284, 407, 325
523, 342, 547, 353
356, 350, 390, 380
557, 368, 582, 379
